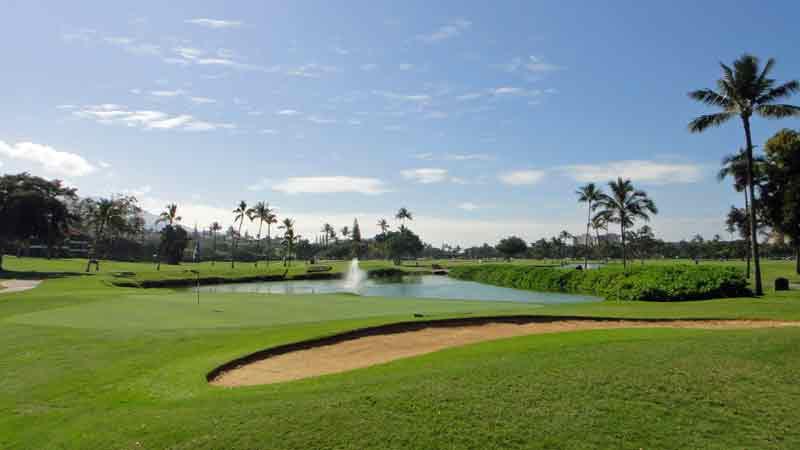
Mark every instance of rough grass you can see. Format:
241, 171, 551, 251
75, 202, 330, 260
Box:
0, 256, 799, 449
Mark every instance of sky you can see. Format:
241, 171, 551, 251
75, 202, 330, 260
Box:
2, 0, 800, 246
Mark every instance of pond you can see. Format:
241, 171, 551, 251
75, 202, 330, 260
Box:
195, 275, 600, 304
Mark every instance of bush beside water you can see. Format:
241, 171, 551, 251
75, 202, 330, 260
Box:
448, 264, 750, 301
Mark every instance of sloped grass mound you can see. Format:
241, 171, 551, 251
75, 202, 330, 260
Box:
449, 264, 750, 301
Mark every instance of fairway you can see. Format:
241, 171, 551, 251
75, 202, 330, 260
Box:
0, 257, 799, 449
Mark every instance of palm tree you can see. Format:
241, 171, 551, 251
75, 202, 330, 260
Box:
263, 205, 277, 266
576, 182, 604, 268
321, 223, 335, 247
594, 178, 658, 269
688, 54, 800, 294
558, 230, 573, 260
395, 207, 413, 229
247, 201, 274, 267
591, 213, 609, 261
231, 200, 248, 268
209, 221, 222, 266
717, 150, 767, 278
154, 203, 182, 271
279, 218, 299, 266
340, 225, 350, 240
377, 218, 389, 235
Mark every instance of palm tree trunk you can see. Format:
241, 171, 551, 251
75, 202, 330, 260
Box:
743, 189, 751, 278
266, 224, 272, 266
212, 233, 216, 266
584, 203, 592, 269
255, 220, 264, 268
742, 116, 763, 295
621, 223, 626, 269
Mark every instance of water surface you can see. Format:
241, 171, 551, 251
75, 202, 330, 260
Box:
197, 275, 600, 304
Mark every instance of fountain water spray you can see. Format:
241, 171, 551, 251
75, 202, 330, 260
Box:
342, 258, 366, 291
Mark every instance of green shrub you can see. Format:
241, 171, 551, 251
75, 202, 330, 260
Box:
448, 264, 750, 301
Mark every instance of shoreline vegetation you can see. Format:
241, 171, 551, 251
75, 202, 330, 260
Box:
449, 264, 751, 301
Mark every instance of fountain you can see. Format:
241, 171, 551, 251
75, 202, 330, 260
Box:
342, 258, 366, 292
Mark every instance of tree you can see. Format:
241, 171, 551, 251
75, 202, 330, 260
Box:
591, 213, 609, 260
688, 54, 800, 294
626, 225, 656, 263
0, 174, 78, 271
576, 182, 604, 268
247, 201, 275, 267
385, 227, 424, 264
352, 218, 362, 242
496, 236, 527, 260
558, 230, 574, 259
231, 200, 247, 268
321, 223, 335, 247
594, 178, 658, 268
761, 128, 800, 274
717, 150, 766, 277
82, 195, 140, 271
209, 221, 222, 265
154, 203, 183, 269
395, 207, 413, 229
377, 218, 389, 235
279, 217, 299, 266
263, 205, 277, 266
340, 225, 350, 239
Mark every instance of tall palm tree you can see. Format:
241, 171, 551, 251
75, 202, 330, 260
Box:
717, 150, 767, 278
576, 182, 604, 268
340, 225, 350, 240
321, 223, 334, 247
594, 178, 658, 269
279, 218, 299, 266
231, 200, 248, 268
377, 218, 390, 235
247, 201, 274, 267
209, 221, 222, 266
263, 205, 277, 266
395, 207, 413, 229
688, 54, 799, 294
591, 213, 609, 261
558, 230, 573, 259
154, 203, 182, 271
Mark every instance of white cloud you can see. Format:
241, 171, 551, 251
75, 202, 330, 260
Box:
276, 109, 301, 116
456, 92, 484, 101
333, 46, 350, 55
458, 202, 480, 211
259, 129, 278, 135
493, 87, 524, 95
98, 161, 112, 168
151, 89, 185, 97
308, 115, 337, 124
417, 18, 471, 43
561, 160, 703, 185
247, 178, 273, 191
72, 104, 235, 132
272, 176, 388, 195
401, 168, 449, 184
499, 169, 545, 186
360, 63, 378, 71
446, 153, 493, 161
189, 96, 216, 104
286, 63, 339, 78
185, 18, 243, 29
399, 63, 414, 71
424, 111, 448, 119
0, 140, 96, 177
499, 56, 563, 74
373, 90, 431, 103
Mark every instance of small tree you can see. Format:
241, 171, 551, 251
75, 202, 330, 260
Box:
761, 129, 800, 273
385, 227, 424, 264
496, 236, 527, 260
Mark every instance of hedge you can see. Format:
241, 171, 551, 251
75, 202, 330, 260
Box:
448, 264, 751, 301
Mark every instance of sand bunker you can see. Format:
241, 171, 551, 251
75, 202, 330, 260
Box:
209, 317, 799, 387
0, 279, 41, 294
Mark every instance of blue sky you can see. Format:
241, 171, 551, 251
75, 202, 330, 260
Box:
2, 1, 799, 245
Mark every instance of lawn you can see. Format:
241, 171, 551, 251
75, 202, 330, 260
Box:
1, 256, 799, 449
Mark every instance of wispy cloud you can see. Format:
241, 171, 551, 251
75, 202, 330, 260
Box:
276, 109, 301, 116
150, 89, 186, 97
360, 63, 378, 72
414, 153, 493, 161
72, 104, 235, 132
373, 90, 432, 103
286, 63, 339, 78
417, 18, 471, 43
458, 202, 480, 211
308, 115, 337, 124
561, 160, 703, 185
189, 96, 217, 104
185, 18, 243, 29
401, 168, 449, 184
272, 176, 388, 195
499, 169, 546, 186
498, 56, 563, 74
0, 140, 96, 177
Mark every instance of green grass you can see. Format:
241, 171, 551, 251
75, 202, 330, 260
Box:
1, 256, 800, 449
